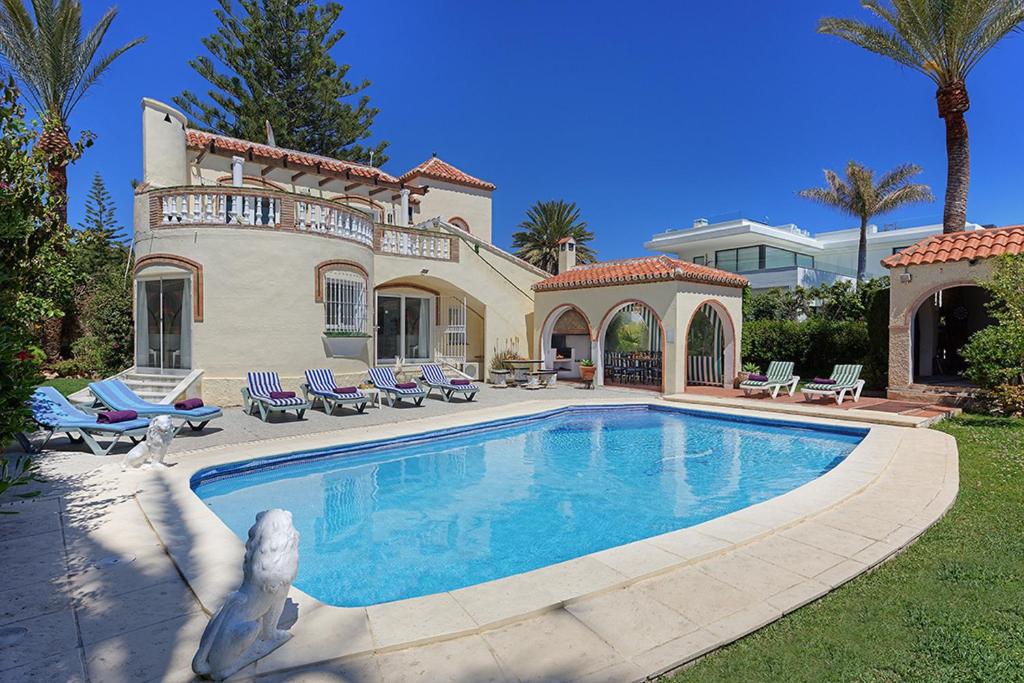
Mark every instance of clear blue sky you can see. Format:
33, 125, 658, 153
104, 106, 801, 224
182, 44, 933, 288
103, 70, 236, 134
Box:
63, 0, 1024, 258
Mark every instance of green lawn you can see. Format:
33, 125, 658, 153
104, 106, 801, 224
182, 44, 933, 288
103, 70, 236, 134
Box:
669, 414, 1024, 682
38, 377, 90, 396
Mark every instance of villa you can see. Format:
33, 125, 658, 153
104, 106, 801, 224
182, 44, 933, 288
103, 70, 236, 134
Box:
645, 216, 983, 290
132, 98, 546, 405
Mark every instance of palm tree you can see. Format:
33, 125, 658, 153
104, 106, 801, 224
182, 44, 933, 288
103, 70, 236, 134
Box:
799, 161, 933, 282
512, 200, 597, 274
818, 1, 1024, 233
0, 0, 145, 224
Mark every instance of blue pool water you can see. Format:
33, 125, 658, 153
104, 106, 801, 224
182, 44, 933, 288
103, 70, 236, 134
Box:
193, 405, 864, 606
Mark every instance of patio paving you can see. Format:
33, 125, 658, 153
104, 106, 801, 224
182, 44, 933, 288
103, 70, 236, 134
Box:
0, 385, 958, 682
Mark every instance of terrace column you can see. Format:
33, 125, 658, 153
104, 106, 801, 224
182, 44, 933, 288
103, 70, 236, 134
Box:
400, 188, 410, 226
231, 156, 244, 187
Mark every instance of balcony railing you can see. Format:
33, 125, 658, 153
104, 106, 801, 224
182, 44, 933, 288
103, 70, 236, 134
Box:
375, 225, 458, 262
149, 187, 374, 247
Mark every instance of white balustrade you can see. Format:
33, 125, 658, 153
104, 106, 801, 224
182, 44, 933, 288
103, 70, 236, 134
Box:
160, 192, 280, 228
295, 200, 373, 246
378, 229, 453, 261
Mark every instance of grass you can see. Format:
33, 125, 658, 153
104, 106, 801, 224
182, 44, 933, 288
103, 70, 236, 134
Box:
668, 414, 1024, 682
39, 377, 90, 397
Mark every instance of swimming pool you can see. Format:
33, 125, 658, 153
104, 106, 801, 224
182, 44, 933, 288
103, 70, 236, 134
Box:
193, 405, 865, 607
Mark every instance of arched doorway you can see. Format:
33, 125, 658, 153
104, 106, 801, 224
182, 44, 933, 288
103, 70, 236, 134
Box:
541, 305, 592, 379
599, 302, 663, 391
912, 285, 993, 385
686, 301, 735, 388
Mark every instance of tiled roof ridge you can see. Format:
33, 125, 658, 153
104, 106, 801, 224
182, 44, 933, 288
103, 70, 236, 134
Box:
882, 224, 1024, 268
185, 129, 400, 183
533, 254, 747, 291
399, 156, 496, 191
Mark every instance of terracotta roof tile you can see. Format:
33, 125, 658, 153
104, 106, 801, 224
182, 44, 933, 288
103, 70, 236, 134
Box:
533, 255, 747, 292
882, 225, 1024, 268
186, 129, 401, 184
399, 156, 495, 191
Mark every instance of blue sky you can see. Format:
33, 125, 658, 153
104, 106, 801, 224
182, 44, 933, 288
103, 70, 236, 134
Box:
60, 0, 1024, 258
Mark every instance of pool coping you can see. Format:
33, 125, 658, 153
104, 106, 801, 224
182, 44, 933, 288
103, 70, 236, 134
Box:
133, 397, 959, 679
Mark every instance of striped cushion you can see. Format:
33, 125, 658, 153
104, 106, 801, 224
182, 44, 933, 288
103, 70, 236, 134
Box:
739, 379, 769, 387
248, 372, 306, 406
368, 367, 423, 394
765, 361, 794, 382
303, 368, 363, 399
421, 364, 477, 391
805, 364, 862, 391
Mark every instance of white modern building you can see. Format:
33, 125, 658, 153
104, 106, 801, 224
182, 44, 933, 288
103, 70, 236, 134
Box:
645, 217, 983, 290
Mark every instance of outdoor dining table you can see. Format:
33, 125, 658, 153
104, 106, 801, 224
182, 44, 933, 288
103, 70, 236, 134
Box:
503, 359, 545, 385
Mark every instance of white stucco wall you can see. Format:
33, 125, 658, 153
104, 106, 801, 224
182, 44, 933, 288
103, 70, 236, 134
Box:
413, 180, 493, 243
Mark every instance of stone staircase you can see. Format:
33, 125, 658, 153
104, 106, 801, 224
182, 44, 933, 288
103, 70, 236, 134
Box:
69, 367, 202, 406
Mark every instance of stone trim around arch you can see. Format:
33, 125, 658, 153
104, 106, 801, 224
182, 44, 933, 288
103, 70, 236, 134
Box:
540, 305, 594, 343
134, 253, 204, 322
448, 216, 471, 234
895, 278, 984, 328
314, 260, 370, 303
595, 299, 667, 393
683, 298, 738, 390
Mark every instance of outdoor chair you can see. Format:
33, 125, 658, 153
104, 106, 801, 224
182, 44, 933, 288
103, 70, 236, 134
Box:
89, 378, 223, 433
18, 386, 150, 456
739, 361, 800, 399
801, 364, 865, 404
242, 372, 310, 421
367, 367, 426, 407
301, 369, 368, 415
419, 363, 478, 402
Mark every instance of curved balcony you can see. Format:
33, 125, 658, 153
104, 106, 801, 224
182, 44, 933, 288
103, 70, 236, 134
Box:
147, 186, 375, 247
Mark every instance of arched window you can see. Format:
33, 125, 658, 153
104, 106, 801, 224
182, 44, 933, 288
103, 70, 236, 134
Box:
449, 217, 470, 233
323, 269, 368, 335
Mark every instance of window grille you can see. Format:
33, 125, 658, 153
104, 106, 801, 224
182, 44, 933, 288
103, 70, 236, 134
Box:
324, 271, 368, 334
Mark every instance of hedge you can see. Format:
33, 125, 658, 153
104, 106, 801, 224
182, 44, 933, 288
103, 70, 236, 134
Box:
742, 318, 872, 385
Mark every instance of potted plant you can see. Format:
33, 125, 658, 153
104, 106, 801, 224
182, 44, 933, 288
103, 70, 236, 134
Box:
321, 330, 371, 359
736, 361, 760, 388
579, 358, 596, 382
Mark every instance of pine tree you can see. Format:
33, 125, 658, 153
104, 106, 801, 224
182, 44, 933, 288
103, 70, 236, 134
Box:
175, 0, 387, 165
75, 173, 125, 275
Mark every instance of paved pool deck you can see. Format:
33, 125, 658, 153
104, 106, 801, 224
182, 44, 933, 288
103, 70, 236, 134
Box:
1, 385, 958, 682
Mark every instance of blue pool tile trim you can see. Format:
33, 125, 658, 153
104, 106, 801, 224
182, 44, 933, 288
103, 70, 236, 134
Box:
190, 403, 869, 489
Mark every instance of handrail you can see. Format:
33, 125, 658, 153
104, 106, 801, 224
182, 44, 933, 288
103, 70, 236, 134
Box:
374, 224, 458, 262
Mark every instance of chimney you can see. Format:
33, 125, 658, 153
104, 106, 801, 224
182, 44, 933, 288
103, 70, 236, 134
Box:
557, 236, 577, 273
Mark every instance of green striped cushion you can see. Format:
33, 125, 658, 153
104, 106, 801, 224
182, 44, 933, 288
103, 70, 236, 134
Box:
740, 379, 769, 387
765, 361, 794, 382
806, 364, 862, 391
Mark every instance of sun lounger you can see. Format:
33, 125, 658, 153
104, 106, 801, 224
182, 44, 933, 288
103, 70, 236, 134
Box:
801, 364, 865, 404
242, 372, 310, 421
301, 369, 368, 414
89, 379, 222, 433
367, 367, 426, 407
419, 363, 478, 402
18, 387, 150, 456
739, 361, 800, 399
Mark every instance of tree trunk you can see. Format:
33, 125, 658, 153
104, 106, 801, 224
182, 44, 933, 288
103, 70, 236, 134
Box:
857, 216, 868, 283
936, 82, 970, 234
47, 158, 69, 228
38, 123, 71, 363
942, 112, 969, 233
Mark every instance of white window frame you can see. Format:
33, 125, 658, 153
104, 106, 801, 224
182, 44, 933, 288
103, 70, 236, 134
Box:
323, 270, 368, 334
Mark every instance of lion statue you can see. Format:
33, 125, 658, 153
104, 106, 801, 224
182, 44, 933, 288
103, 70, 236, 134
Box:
121, 415, 175, 471
192, 509, 300, 681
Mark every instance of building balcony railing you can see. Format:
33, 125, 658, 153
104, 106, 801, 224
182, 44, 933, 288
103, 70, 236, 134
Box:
374, 225, 458, 262
148, 186, 375, 247
147, 187, 459, 261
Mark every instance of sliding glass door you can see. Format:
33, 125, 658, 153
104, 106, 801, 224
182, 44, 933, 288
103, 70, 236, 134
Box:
136, 277, 191, 371
376, 293, 432, 363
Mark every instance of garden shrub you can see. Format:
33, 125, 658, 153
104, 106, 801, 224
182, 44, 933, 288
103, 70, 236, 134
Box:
863, 285, 890, 388
743, 318, 871, 384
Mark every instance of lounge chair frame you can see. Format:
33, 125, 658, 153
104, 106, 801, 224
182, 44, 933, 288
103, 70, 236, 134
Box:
419, 364, 478, 402
367, 367, 426, 407
242, 372, 310, 421
301, 368, 368, 415
21, 388, 149, 456
740, 361, 800, 399
89, 379, 223, 435
801, 364, 866, 404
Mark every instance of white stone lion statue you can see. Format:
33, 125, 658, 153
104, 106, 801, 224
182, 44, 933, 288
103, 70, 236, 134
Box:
192, 509, 300, 681
121, 415, 175, 471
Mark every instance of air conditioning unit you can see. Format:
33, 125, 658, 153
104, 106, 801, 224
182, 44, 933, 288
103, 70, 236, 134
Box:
462, 361, 481, 380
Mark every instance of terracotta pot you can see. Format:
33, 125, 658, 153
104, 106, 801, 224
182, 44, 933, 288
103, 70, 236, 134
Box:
579, 365, 596, 382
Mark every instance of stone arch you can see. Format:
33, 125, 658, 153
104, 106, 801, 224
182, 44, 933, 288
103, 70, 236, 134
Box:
684, 299, 737, 389
906, 281, 992, 383
596, 300, 665, 391
448, 216, 471, 233
540, 304, 594, 372
135, 253, 204, 322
